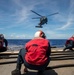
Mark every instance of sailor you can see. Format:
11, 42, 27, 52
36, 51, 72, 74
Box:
12, 30, 51, 75
0, 34, 8, 52
63, 35, 74, 51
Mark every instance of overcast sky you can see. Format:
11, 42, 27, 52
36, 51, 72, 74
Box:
0, 0, 74, 39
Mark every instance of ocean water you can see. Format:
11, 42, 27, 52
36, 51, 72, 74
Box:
7, 39, 67, 51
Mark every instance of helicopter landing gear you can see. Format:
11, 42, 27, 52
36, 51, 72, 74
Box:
35, 25, 43, 28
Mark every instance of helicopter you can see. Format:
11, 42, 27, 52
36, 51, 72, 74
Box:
31, 10, 59, 28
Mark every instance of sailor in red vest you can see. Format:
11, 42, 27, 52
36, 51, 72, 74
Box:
63, 35, 74, 51
0, 34, 8, 52
12, 30, 51, 75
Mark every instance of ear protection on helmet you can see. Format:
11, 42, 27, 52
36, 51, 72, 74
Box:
39, 31, 46, 38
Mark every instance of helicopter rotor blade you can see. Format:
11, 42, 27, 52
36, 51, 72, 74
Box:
31, 10, 42, 17
47, 12, 59, 16
32, 17, 40, 19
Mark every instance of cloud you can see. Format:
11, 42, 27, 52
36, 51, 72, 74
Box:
57, 18, 73, 30
0, 0, 60, 29
0, 28, 4, 30
4, 0, 43, 28
45, 30, 67, 39
10, 33, 26, 39
56, 0, 74, 30
8, 32, 33, 39
0, 0, 74, 39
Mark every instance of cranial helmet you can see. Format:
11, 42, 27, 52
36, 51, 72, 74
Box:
34, 30, 46, 38
0, 34, 4, 39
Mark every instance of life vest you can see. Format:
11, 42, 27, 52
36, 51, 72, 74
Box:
25, 38, 49, 65
69, 37, 74, 41
0, 39, 3, 48
66, 37, 74, 45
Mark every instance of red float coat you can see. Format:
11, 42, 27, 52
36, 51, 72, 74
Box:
25, 38, 50, 65
0, 39, 3, 48
66, 37, 74, 45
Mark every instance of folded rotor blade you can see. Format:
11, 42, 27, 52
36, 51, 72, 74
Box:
31, 10, 42, 16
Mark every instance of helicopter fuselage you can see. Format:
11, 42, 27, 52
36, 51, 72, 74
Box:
31, 10, 58, 28
39, 16, 48, 26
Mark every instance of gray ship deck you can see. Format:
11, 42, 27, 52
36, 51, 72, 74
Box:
0, 48, 74, 75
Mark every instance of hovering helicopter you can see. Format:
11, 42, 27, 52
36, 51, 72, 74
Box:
31, 10, 59, 28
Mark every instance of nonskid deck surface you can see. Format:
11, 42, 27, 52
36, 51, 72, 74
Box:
0, 48, 74, 75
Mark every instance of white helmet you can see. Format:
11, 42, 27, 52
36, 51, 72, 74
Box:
0, 34, 4, 39
34, 30, 46, 38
